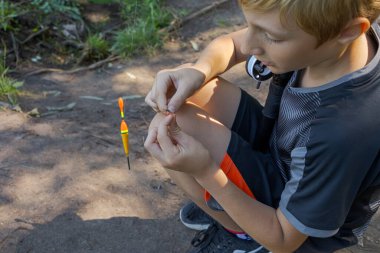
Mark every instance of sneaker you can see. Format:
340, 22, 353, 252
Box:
180, 202, 214, 231
187, 222, 269, 253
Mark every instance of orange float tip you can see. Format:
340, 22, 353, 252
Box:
118, 97, 124, 111
118, 97, 124, 119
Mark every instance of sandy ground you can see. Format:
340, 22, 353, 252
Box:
0, 1, 379, 252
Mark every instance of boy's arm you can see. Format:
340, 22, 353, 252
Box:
146, 28, 249, 113
192, 28, 249, 84
197, 165, 308, 253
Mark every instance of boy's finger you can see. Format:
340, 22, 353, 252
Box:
157, 115, 179, 155
144, 127, 165, 161
168, 115, 191, 148
168, 114, 185, 140
156, 95, 168, 112
145, 91, 160, 112
168, 91, 186, 113
169, 115, 181, 135
155, 76, 169, 112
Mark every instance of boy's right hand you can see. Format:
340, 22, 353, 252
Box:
145, 65, 206, 113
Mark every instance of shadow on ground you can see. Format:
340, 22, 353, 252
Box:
13, 212, 194, 253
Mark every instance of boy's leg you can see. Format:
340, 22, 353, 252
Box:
186, 77, 242, 130
150, 77, 284, 231
174, 76, 283, 209
166, 169, 244, 231
149, 77, 244, 231
148, 77, 285, 253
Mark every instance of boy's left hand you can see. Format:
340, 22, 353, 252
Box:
144, 114, 216, 178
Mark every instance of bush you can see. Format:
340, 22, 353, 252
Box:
0, 60, 23, 105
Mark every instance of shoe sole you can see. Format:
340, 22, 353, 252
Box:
179, 208, 211, 231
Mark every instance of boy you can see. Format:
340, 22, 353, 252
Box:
144, 0, 380, 252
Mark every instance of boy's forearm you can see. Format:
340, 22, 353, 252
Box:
196, 166, 307, 253
193, 30, 247, 84
193, 36, 235, 82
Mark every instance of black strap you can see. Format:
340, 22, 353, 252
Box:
254, 72, 293, 152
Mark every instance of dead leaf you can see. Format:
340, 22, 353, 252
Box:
27, 108, 40, 117
190, 40, 199, 51
126, 72, 137, 80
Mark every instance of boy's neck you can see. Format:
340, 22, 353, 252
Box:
300, 32, 376, 88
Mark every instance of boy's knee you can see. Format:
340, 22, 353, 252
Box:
147, 104, 203, 137
173, 103, 200, 133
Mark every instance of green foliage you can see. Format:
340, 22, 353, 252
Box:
0, 59, 23, 105
31, 0, 81, 20
89, 0, 117, 4
112, 0, 172, 56
112, 21, 158, 56
120, 0, 172, 29
1, 0, 175, 67
85, 33, 109, 60
0, 0, 20, 31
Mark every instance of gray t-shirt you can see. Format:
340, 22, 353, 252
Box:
270, 24, 380, 252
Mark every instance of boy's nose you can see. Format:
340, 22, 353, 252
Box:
242, 29, 264, 56
242, 42, 265, 56
249, 47, 265, 56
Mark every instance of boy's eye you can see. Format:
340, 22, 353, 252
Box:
263, 32, 282, 44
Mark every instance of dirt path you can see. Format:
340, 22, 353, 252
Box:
0, 1, 379, 253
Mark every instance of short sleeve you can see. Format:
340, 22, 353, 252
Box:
279, 127, 377, 238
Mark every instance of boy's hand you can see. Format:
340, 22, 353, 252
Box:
144, 114, 216, 178
145, 65, 206, 113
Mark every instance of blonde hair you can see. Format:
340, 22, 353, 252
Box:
238, 0, 380, 45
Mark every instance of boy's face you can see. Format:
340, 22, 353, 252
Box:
241, 7, 337, 73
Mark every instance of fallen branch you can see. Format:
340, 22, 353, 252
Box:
24, 55, 121, 77
10, 32, 19, 65
20, 27, 49, 45
162, 0, 230, 33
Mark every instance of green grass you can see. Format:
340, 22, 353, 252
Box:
85, 33, 110, 60
1, 0, 174, 64
112, 20, 159, 56
0, 65, 23, 105
112, 0, 172, 57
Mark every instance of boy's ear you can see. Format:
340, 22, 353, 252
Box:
338, 18, 371, 44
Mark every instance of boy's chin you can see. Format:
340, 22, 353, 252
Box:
269, 66, 295, 75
